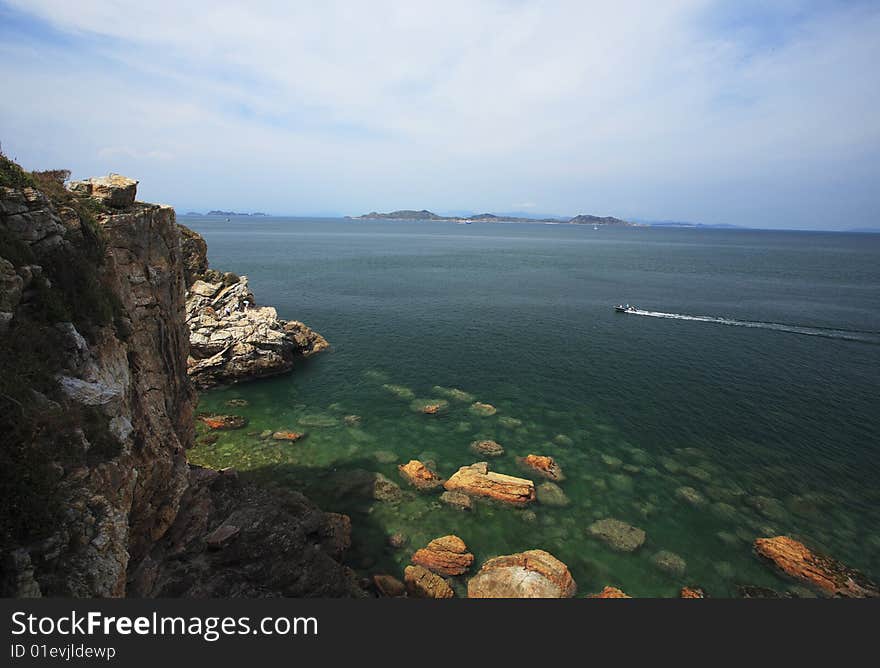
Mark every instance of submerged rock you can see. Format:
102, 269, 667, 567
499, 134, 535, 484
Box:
404, 565, 454, 599
398, 460, 444, 490
297, 413, 339, 428
587, 518, 646, 552
224, 398, 249, 407
388, 533, 408, 549
498, 416, 523, 429
470, 439, 505, 457
676, 486, 706, 506
411, 535, 474, 576
651, 550, 687, 576
588, 586, 631, 598
412, 398, 449, 415
601, 454, 622, 468
196, 433, 220, 446
372, 574, 406, 598
439, 490, 473, 511
371, 449, 397, 464
469, 402, 497, 416
271, 430, 305, 442
199, 414, 247, 430
753, 536, 879, 598
432, 386, 474, 402
467, 550, 576, 598
536, 481, 570, 507
517, 454, 564, 481
343, 415, 361, 427
553, 434, 573, 446
382, 384, 415, 400
444, 462, 536, 505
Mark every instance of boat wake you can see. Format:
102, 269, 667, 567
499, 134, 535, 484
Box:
625, 309, 880, 343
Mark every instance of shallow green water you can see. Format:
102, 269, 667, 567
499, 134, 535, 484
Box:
186, 217, 880, 597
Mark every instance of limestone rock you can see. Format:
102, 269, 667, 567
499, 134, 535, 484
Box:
405, 565, 454, 598
469, 401, 497, 416
588, 518, 646, 552
467, 550, 576, 598
444, 462, 535, 505
411, 535, 474, 576
518, 454, 564, 481
680, 586, 706, 598
398, 459, 444, 490
753, 536, 879, 598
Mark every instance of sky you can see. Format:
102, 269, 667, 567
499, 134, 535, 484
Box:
1, 1, 878, 229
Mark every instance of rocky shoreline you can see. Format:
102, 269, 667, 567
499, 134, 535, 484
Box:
0, 166, 356, 598
178, 224, 329, 389
2, 163, 877, 599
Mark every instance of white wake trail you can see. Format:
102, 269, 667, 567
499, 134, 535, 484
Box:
626, 309, 880, 343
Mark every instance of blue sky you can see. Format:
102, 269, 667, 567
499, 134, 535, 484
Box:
1, 1, 878, 229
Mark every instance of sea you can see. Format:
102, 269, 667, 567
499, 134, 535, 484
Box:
184, 216, 880, 597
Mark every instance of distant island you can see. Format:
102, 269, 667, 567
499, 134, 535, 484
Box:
184, 210, 269, 217
349, 209, 638, 226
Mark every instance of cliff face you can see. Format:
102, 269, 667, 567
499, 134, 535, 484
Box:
0, 162, 361, 598
0, 174, 193, 596
178, 224, 329, 389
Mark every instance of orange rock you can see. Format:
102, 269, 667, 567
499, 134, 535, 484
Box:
272, 431, 305, 441
398, 460, 444, 490
589, 586, 631, 598
422, 403, 443, 414
404, 565, 454, 599
680, 586, 706, 599
518, 454, 564, 481
411, 535, 474, 576
199, 414, 247, 430
444, 462, 535, 505
754, 536, 879, 598
467, 549, 576, 598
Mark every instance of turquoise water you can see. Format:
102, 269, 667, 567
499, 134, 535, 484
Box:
185, 217, 880, 597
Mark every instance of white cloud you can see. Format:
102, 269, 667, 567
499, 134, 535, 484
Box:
1, 0, 878, 226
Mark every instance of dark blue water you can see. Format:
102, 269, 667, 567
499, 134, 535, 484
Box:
186, 216, 880, 597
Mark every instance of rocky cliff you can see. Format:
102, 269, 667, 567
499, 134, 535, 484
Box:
0, 158, 361, 598
178, 225, 329, 389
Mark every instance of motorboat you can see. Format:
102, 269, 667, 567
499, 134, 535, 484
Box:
614, 304, 636, 313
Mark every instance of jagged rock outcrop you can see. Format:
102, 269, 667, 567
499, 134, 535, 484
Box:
0, 164, 361, 598
467, 550, 576, 598
68, 174, 138, 208
178, 224, 329, 388
129, 466, 364, 597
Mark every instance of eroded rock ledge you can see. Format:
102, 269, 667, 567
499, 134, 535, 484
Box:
178, 225, 328, 388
